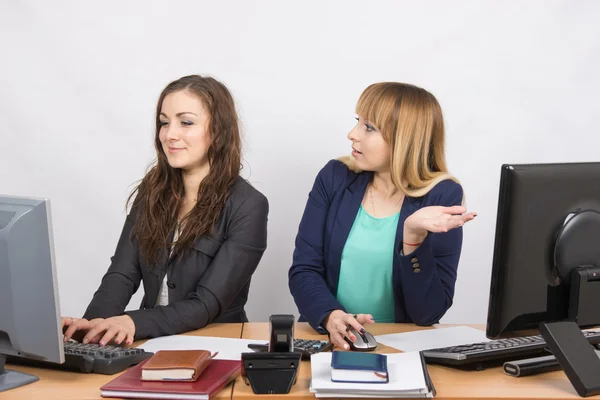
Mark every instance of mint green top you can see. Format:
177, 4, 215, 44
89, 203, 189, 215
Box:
336, 205, 398, 323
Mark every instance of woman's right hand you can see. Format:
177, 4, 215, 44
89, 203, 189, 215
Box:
324, 310, 375, 350
62, 317, 103, 343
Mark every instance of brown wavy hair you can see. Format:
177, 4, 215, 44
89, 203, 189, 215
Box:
128, 75, 241, 264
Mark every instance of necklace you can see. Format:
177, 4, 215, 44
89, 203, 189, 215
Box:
369, 184, 403, 217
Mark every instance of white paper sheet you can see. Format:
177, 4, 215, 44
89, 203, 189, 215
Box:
137, 335, 266, 360
374, 326, 490, 352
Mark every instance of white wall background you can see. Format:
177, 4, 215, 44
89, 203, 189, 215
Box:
1, 0, 599, 324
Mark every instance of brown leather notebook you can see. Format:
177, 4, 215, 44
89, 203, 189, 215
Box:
141, 350, 217, 382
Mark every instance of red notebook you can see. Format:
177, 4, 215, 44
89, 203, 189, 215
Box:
100, 358, 241, 400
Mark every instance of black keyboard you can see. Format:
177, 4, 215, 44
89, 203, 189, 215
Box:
8, 341, 153, 375
247, 339, 333, 360
422, 330, 600, 370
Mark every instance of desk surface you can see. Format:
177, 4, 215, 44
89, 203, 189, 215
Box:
3, 322, 592, 400
238, 322, 588, 400
3, 323, 243, 400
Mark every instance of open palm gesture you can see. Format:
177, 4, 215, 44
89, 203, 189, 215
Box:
405, 205, 476, 235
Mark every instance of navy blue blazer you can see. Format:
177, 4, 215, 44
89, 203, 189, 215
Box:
288, 159, 464, 332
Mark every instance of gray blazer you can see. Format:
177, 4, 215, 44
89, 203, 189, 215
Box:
83, 177, 268, 340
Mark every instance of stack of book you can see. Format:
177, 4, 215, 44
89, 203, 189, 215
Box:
100, 350, 240, 400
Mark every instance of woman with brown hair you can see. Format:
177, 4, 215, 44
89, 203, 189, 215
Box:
62, 75, 268, 345
288, 82, 476, 349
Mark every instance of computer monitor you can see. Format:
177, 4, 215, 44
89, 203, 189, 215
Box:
0, 195, 64, 392
486, 163, 600, 338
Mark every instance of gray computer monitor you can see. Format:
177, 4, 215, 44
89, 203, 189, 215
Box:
0, 195, 64, 392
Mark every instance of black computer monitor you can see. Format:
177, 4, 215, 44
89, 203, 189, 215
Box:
486, 163, 600, 338
0, 195, 64, 392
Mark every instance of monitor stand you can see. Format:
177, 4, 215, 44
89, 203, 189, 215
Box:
547, 210, 600, 396
540, 321, 600, 397
553, 209, 600, 326
0, 354, 39, 392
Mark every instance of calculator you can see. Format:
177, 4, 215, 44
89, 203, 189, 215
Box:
247, 339, 334, 360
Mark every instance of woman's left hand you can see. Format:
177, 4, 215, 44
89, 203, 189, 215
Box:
403, 206, 477, 250
405, 205, 476, 234
82, 315, 136, 346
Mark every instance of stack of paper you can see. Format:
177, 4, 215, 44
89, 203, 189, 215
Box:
374, 326, 490, 352
137, 335, 266, 360
310, 352, 435, 398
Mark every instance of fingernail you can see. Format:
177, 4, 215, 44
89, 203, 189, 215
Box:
83, 338, 89, 344
115, 340, 120, 344
99, 341, 104, 346
63, 336, 67, 342
344, 344, 349, 350
126, 340, 132, 345
360, 328, 366, 334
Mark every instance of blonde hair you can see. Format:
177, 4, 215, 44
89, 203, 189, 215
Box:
340, 82, 459, 198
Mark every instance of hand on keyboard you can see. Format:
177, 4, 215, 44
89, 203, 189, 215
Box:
62, 315, 135, 346
62, 317, 97, 343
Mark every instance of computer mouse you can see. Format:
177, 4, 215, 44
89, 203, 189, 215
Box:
344, 328, 377, 351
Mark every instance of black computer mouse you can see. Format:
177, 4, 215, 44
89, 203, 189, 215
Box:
344, 328, 377, 351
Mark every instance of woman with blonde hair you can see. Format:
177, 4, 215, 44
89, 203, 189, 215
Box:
288, 82, 476, 349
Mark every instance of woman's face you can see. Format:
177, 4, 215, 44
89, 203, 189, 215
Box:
347, 114, 390, 172
158, 90, 211, 173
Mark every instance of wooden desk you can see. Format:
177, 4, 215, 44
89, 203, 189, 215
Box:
3, 323, 243, 400
237, 322, 589, 400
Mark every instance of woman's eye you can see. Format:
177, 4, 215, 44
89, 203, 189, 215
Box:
365, 124, 374, 132
182, 120, 193, 126
159, 121, 169, 127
